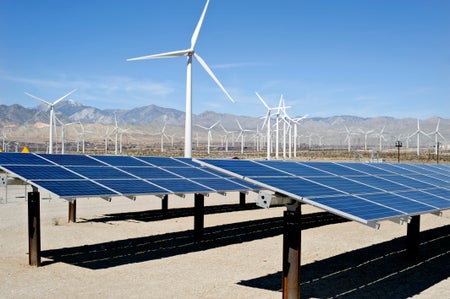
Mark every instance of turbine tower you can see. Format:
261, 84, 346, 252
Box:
24, 89, 77, 154
127, 0, 234, 158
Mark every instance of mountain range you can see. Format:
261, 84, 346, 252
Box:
1, 100, 449, 149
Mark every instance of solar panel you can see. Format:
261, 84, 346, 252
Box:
199, 159, 450, 226
0, 153, 258, 199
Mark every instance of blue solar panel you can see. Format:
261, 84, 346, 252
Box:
301, 161, 364, 176
5, 165, 83, 180
0, 154, 258, 199
136, 156, 190, 167
67, 166, 136, 179
118, 166, 180, 179
312, 195, 402, 221
151, 178, 213, 193
192, 178, 252, 192
348, 175, 412, 192
0, 153, 52, 165
338, 162, 394, 175
35, 180, 118, 197
255, 177, 345, 198
398, 190, 450, 209
309, 176, 381, 194
199, 159, 450, 226
256, 161, 328, 177
95, 179, 169, 195
409, 174, 449, 187
40, 154, 104, 166
91, 155, 147, 166
360, 193, 436, 214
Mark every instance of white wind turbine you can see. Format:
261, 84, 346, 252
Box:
127, 0, 234, 158
219, 124, 234, 152
409, 119, 428, 156
236, 119, 254, 154
427, 118, 446, 155
256, 92, 278, 160
157, 122, 169, 153
344, 125, 359, 152
54, 115, 76, 154
196, 120, 220, 155
374, 126, 387, 151
358, 129, 375, 150
24, 89, 77, 154
292, 115, 308, 157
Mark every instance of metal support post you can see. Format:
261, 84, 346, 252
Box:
68, 200, 76, 223
161, 194, 168, 216
406, 215, 420, 259
283, 203, 301, 299
239, 191, 246, 207
28, 188, 41, 266
194, 193, 205, 241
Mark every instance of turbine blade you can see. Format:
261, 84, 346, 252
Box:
127, 49, 190, 61
255, 92, 270, 109
54, 89, 77, 105
195, 124, 208, 130
24, 92, 51, 107
191, 0, 210, 50
210, 120, 220, 129
193, 53, 235, 103
236, 119, 243, 130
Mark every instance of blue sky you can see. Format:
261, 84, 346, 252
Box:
1, 0, 449, 119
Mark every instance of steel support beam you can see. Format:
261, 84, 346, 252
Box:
406, 215, 420, 259
68, 200, 76, 223
161, 194, 168, 216
28, 190, 41, 266
239, 191, 246, 207
283, 204, 301, 299
194, 193, 205, 241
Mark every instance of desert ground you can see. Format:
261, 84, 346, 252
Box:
1, 184, 449, 298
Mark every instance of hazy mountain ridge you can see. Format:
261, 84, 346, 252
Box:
1, 101, 449, 147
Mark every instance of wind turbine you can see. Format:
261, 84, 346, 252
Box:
256, 92, 278, 160
344, 125, 359, 152
427, 118, 446, 155
196, 120, 220, 155
236, 119, 254, 154
24, 89, 77, 154
358, 129, 375, 151
127, 0, 234, 158
374, 126, 387, 151
220, 124, 234, 152
292, 115, 308, 157
54, 115, 76, 154
409, 119, 428, 156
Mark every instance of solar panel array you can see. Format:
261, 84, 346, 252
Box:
198, 159, 450, 226
0, 153, 258, 198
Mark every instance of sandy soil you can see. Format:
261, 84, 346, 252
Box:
1, 185, 449, 298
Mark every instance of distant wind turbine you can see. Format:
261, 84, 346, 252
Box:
24, 89, 77, 154
127, 0, 234, 158
409, 119, 428, 156
256, 92, 278, 160
54, 115, 76, 154
196, 120, 220, 155
236, 119, 254, 154
427, 118, 446, 155
358, 129, 375, 150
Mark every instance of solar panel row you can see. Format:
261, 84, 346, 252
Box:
0, 153, 258, 198
198, 159, 450, 225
